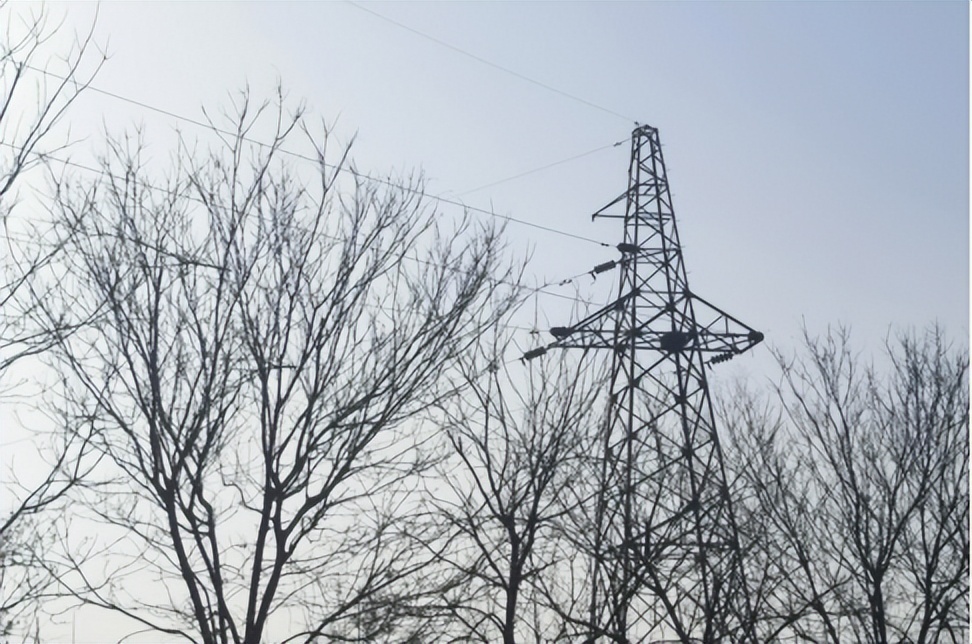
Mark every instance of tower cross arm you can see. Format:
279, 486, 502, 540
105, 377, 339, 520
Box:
684, 291, 764, 364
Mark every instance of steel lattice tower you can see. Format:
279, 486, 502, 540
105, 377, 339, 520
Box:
524, 125, 762, 642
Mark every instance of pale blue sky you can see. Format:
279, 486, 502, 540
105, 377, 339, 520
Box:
38, 2, 969, 364
40, 0, 963, 372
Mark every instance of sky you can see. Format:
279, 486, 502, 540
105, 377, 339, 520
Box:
3, 1, 969, 640
20, 1, 971, 372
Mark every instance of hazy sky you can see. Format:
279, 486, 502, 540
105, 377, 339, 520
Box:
5, 2, 969, 640
31, 1, 971, 371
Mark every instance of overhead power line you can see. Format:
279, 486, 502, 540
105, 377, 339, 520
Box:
23, 65, 614, 249
0, 141, 606, 308
460, 139, 626, 196
345, 1, 637, 125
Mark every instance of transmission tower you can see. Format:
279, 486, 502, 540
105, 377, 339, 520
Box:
524, 124, 762, 642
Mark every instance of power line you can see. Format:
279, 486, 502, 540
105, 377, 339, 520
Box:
0, 174, 551, 342
22, 64, 614, 249
459, 139, 626, 196
345, 1, 637, 125
1, 141, 604, 308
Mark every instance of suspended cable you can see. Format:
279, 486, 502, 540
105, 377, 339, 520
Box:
0, 141, 603, 309
22, 65, 613, 248
459, 139, 626, 196
345, 1, 637, 125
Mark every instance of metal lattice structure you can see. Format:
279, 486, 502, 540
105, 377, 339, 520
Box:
524, 125, 762, 642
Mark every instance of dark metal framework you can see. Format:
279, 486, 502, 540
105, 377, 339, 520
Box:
525, 125, 762, 642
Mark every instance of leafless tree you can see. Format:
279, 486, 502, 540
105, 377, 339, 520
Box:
421, 342, 605, 643
724, 326, 969, 643
1, 1, 103, 367
34, 89, 521, 642
0, 3, 103, 637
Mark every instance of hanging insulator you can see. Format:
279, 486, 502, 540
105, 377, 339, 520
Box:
591, 260, 617, 275
550, 327, 574, 339
709, 351, 736, 365
522, 347, 547, 361
617, 243, 641, 254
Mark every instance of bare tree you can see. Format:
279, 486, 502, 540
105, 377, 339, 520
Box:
422, 343, 605, 643
724, 326, 969, 643
1, 1, 103, 366
34, 89, 521, 642
0, 3, 103, 637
